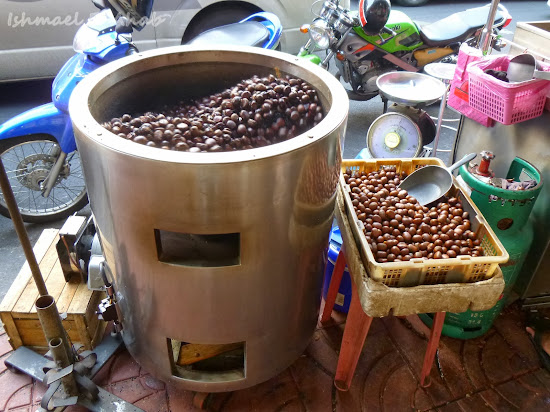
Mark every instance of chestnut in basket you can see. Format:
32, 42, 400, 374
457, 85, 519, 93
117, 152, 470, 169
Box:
343, 166, 483, 263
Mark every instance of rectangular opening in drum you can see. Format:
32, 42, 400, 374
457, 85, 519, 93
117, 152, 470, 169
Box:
168, 338, 245, 383
155, 230, 240, 267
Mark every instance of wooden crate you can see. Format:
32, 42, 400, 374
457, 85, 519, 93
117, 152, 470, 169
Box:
0, 228, 106, 353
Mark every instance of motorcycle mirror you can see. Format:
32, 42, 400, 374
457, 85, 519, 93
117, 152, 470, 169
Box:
116, 16, 133, 34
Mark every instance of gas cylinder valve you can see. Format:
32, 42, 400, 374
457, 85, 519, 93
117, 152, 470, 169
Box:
477, 151, 495, 178
467, 151, 495, 184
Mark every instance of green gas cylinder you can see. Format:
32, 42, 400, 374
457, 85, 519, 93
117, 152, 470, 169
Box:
421, 156, 542, 339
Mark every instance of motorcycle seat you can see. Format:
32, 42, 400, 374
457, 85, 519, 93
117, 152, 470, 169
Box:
419, 6, 505, 47
188, 21, 270, 48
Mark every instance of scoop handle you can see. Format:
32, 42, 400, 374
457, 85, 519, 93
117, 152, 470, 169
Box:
534, 70, 550, 81
446, 153, 477, 173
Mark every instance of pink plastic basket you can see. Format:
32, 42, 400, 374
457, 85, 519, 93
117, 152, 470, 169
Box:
467, 55, 550, 125
448, 43, 494, 127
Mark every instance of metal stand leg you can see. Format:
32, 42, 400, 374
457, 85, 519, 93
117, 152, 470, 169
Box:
422, 146, 433, 158
334, 279, 373, 392
432, 84, 450, 159
320, 248, 346, 324
382, 96, 389, 114
420, 311, 446, 387
193, 392, 213, 409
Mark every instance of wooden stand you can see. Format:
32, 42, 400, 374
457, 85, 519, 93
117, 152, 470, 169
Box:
322, 188, 505, 390
0, 229, 105, 353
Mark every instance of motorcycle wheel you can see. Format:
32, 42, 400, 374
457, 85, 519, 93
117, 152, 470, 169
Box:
0, 134, 88, 223
335, 73, 378, 102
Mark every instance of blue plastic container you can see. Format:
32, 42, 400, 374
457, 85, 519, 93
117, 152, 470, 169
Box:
322, 226, 352, 313
356, 148, 372, 160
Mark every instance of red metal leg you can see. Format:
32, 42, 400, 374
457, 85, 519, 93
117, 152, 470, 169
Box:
334, 283, 372, 391
193, 392, 212, 409
320, 248, 346, 324
420, 311, 446, 387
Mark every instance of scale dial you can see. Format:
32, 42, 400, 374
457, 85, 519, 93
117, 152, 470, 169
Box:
366, 112, 423, 158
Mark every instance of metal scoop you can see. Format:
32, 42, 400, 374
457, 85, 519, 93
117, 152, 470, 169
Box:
398, 153, 477, 206
507, 53, 550, 83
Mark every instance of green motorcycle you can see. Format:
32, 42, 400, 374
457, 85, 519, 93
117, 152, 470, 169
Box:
299, 0, 512, 100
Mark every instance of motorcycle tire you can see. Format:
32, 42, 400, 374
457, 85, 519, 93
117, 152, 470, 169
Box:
335, 73, 378, 101
0, 134, 88, 223
345, 89, 379, 101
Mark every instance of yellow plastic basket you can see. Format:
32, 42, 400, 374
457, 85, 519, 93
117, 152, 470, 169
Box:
340, 158, 509, 287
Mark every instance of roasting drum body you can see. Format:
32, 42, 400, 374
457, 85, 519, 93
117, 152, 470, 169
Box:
69, 46, 348, 392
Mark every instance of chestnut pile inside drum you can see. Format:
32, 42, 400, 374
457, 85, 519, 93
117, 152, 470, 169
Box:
69, 46, 348, 393
101, 74, 325, 152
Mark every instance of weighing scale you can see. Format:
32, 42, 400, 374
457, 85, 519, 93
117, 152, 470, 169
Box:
364, 71, 446, 158
366, 105, 436, 158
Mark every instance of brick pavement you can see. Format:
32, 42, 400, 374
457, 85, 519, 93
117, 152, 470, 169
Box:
1, 303, 549, 411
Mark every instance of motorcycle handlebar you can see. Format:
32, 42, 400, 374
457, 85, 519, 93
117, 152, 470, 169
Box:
381, 26, 396, 36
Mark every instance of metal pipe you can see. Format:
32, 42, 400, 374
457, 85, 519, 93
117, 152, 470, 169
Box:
0, 157, 48, 296
42, 151, 67, 198
432, 84, 450, 159
49, 337, 78, 396
36, 295, 74, 362
478, 0, 500, 54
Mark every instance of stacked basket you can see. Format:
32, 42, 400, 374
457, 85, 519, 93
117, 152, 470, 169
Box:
467, 55, 550, 125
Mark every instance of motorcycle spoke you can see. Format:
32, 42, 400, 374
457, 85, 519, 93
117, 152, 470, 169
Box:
2, 168, 27, 178
52, 187, 82, 206
0, 156, 23, 169
7, 188, 36, 197
38, 141, 54, 155
48, 190, 65, 211
27, 190, 39, 214
56, 182, 85, 197
8, 147, 25, 163
44, 179, 85, 211
5, 185, 85, 213
59, 178, 85, 187
68, 163, 83, 175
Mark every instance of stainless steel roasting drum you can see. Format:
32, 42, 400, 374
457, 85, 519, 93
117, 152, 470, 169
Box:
69, 45, 348, 392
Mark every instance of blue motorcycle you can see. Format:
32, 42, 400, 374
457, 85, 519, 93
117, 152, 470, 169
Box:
0, 3, 282, 223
